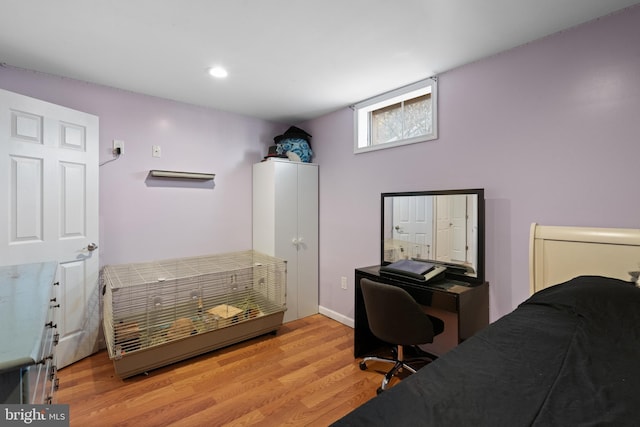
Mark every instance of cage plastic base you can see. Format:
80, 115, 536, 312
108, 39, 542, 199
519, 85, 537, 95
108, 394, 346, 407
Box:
110, 311, 284, 378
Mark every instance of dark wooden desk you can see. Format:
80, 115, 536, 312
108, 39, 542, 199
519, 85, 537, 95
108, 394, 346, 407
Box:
354, 265, 489, 358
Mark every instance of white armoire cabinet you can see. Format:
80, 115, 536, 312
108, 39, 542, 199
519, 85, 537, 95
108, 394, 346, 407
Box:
253, 159, 318, 323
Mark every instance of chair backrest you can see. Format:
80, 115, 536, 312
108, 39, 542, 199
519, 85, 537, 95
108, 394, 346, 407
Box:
360, 278, 438, 346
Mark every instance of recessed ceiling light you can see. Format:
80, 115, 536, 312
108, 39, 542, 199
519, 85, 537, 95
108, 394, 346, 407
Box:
208, 66, 228, 78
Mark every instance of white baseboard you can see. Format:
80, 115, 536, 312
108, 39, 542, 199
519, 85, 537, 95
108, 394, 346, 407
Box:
319, 305, 354, 328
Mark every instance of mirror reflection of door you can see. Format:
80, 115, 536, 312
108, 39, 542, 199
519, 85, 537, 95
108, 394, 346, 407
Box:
392, 196, 434, 259
435, 195, 473, 265
435, 195, 452, 262
450, 195, 467, 262
384, 191, 481, 278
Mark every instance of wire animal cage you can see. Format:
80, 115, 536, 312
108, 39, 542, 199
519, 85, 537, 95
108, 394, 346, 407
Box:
102, 250, 286, 378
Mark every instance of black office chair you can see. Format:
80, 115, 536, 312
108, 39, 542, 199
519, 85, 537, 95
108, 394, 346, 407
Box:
359, 278, 445, 394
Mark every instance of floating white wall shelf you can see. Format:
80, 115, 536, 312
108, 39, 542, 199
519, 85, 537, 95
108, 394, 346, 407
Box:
149, 170, 215, 180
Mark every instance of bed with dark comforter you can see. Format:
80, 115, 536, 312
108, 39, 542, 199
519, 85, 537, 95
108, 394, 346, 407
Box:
333, 276, 640, 426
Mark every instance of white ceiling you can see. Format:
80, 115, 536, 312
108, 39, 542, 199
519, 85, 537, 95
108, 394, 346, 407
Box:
1, 0, 639, 123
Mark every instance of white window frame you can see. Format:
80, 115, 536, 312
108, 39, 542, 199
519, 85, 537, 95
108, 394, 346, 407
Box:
353, 77, 438, 154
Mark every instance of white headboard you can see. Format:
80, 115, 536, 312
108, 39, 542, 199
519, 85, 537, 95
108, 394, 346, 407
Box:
529, 223, 640, 295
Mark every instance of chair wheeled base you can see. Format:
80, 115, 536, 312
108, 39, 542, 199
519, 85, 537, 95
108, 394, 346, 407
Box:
359, 345, 436, 394
358, 278, 444, 394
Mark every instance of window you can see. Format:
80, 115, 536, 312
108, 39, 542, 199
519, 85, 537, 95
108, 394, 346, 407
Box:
354, 78, 437, 153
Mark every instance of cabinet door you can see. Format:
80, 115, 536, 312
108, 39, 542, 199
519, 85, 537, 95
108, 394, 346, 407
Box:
273, 163, 300, 323
295, 163, 319, 318
252, 162, 276, 255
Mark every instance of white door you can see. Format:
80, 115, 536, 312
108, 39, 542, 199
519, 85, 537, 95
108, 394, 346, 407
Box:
435, 195, 452, 262
450, 195, 467, 262
435, 195, 468, 263
0, 88, 99, 368
435, 195, 467, 262
392, 196, 434, 260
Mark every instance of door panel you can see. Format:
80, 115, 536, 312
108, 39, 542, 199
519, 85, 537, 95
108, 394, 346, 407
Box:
435, 195, 452, 261
10, 156, 43, 241
60, 162, 86, 237
0, 88, 99, 368
296, 163, 318, 319
450, 195, 467, 262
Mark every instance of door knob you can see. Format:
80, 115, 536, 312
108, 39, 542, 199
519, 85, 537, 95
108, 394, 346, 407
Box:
87, 243, 98, 252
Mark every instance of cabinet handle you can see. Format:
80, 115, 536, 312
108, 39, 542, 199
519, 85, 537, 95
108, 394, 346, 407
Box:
53, 282, 60, 286
45, 321, 57, 329
49, 365, 57, 380
50, 303, 60, 308
50, 297, 57, 302
54, 378, 60, 390
53, 333, 60, 345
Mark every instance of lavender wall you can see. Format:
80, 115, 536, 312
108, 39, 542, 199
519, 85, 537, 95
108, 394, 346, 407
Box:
1, 6, 639, 326
0, 66, 283, 266
304, 6, 640, 322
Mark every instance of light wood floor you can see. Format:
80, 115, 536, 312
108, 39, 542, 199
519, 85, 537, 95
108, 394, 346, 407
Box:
56, 314, 386, 427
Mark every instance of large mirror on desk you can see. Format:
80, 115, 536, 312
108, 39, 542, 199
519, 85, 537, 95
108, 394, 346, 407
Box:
381, 188, 485, 283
